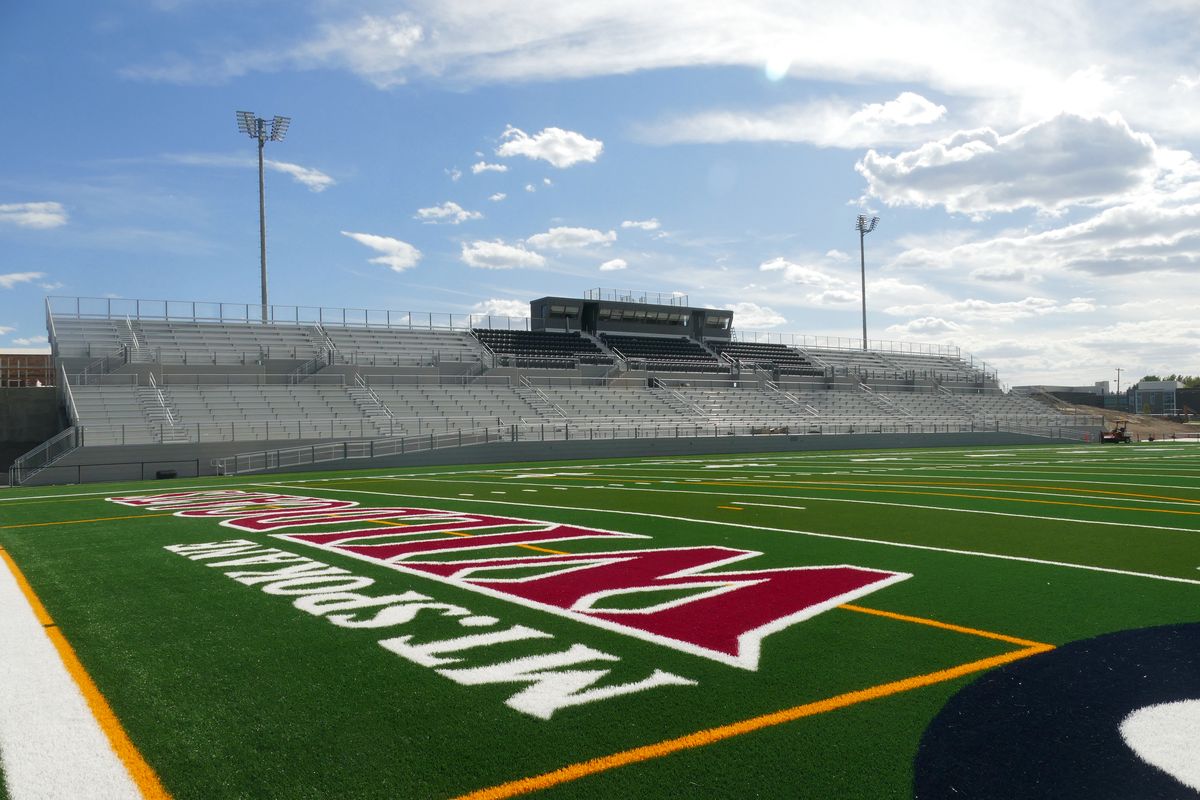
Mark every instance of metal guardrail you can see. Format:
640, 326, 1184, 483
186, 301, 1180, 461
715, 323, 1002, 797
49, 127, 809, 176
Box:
48, 296, 532, 331
212, 418, 1089, 476
8, 427, 80, 486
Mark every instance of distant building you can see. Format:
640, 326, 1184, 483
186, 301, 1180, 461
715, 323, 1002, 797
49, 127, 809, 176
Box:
0, 353, 53, 387
1129, 380, 1185, 416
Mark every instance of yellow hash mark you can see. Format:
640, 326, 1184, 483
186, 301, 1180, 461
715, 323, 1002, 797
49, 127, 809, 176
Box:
455, 642, 1053, 800
0, 549, 173, 799
799, 478, 1200, 506
717, 506, 743, 511
693, 482, 1200, 517
0, 512, 177, 530
838, 604, 1050, 649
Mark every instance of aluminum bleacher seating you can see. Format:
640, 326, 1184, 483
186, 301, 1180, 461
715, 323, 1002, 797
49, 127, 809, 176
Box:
472, 329, 613, 368
599, 334, 725, 372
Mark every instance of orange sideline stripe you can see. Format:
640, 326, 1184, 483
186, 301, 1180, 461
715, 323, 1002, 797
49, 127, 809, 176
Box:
717, 506, 743, 510
0, 549, 172, 799
0, 512, 177, 530
838, 603, 1050, 648
455, 642, 1053, 800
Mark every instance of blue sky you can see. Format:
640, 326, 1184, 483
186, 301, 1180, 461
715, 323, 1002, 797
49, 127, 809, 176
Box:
2, 1, 1199, 386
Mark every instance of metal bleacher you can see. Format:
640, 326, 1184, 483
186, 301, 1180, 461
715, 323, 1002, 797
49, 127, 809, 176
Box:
17, 294, 1098, 483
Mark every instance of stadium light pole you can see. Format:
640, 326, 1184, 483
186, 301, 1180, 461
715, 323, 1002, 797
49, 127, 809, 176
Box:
236, 111, 291, 322
856, 214, 879, 350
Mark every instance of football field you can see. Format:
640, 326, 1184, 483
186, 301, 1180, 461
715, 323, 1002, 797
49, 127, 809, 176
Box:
2, 442, 1200, 799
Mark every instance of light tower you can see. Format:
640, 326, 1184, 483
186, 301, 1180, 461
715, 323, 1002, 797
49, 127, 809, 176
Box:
856, 214, 879, 350
236, 111, 291, 322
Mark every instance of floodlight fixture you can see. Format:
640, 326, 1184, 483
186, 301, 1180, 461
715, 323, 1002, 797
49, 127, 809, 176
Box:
856, 214, 880, 350
270, 115, 291, 142
234, 110, 291, 321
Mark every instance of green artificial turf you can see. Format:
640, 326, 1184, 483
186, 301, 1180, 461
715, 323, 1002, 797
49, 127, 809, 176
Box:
1, 442, 1199, 798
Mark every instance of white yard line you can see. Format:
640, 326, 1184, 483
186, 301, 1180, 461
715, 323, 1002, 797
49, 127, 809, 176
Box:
0, 559, 141, 800
256, 483, 1200, 587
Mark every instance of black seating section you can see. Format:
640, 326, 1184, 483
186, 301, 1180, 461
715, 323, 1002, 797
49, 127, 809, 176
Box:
599, 334, 727, 373
472, 329, 613, 369
710, 341, 825, 376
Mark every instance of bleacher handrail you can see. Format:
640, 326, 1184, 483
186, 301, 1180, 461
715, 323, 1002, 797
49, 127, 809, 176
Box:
48, 295, 531, 332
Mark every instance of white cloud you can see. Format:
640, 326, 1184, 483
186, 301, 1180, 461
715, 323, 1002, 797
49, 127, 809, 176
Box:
825, 249, 849, 261
0, 325, 13, 335
885, 295, 1093, 323
471, 161, 508, 174
11, 335, 49, 346
725, 302, 785, 328
621, 218, 660, 231
264, 160, 336, 192
0, 202, 67, 229
471, 298, 529, 317
599, 258, 627, 271
340, 231, 422, 272
639, 91, 947, 147
488, 193, 507, 202
446, 167, 462, 182
496, 125, 603, 168
759, 257, 843, 288
857, 113, 1158, 215
543, 177, 553, 186
0, 272, 46, 289
524, 184, 536, 193
40, 281, 64, 291
526, 226, 616, 249
414, 201, 482, 224
461, 240, 546, 270
168, 153, 335, 192
884, 316, 962, 337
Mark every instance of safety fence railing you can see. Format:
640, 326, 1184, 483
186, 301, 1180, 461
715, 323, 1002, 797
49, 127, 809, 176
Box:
8, 427, 80, 486
48, 296, 531, 332
212, 418, 1094, 476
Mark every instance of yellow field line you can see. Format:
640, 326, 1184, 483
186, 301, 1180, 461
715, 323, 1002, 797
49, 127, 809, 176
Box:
695, 482, 1200, 516
0, 512, 178, 530
0, 548, 172, 799
455, 641, 1053, 800
838, 603, 1050, 648
717, 506, 743, 511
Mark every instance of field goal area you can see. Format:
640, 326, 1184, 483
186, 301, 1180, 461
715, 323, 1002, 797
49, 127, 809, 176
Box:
3, 441, 1200, 799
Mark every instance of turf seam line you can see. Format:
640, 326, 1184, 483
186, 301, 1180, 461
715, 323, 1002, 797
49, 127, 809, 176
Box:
0, 550, 172, 799
256, 483, 1200, 586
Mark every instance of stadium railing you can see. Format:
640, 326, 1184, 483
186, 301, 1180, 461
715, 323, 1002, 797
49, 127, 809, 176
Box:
47, 296, 531, 332
211, 418, 1092, 476
8, 427, 81, 486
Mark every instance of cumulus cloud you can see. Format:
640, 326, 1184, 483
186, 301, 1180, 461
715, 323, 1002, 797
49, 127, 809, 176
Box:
471, 161, 508, 174
885, 295, 1094, 323
0, 325, 14, 335
340, 231, 422, 272
599, 258, 627, 271
489, 193, 507, 202
168, 153, 335, 192
639, 91, 947, 147
0, 202, 67, 229
446, 167, 462, 182
496, 125, 602, 168
414, 201, 482, 224
524, 184, 536, 193
526, 226, 616, 249
857, 113, 1158, 216
884, 316, 963, 337
461, 240, 545, 269
264, 160, 336, 192
725, 302, 786, 328
621, 218, 660, 231
471, 298, 529, 317
759, 257, 844, 288
0, 272, 47, 289
11, 335, 49, 346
